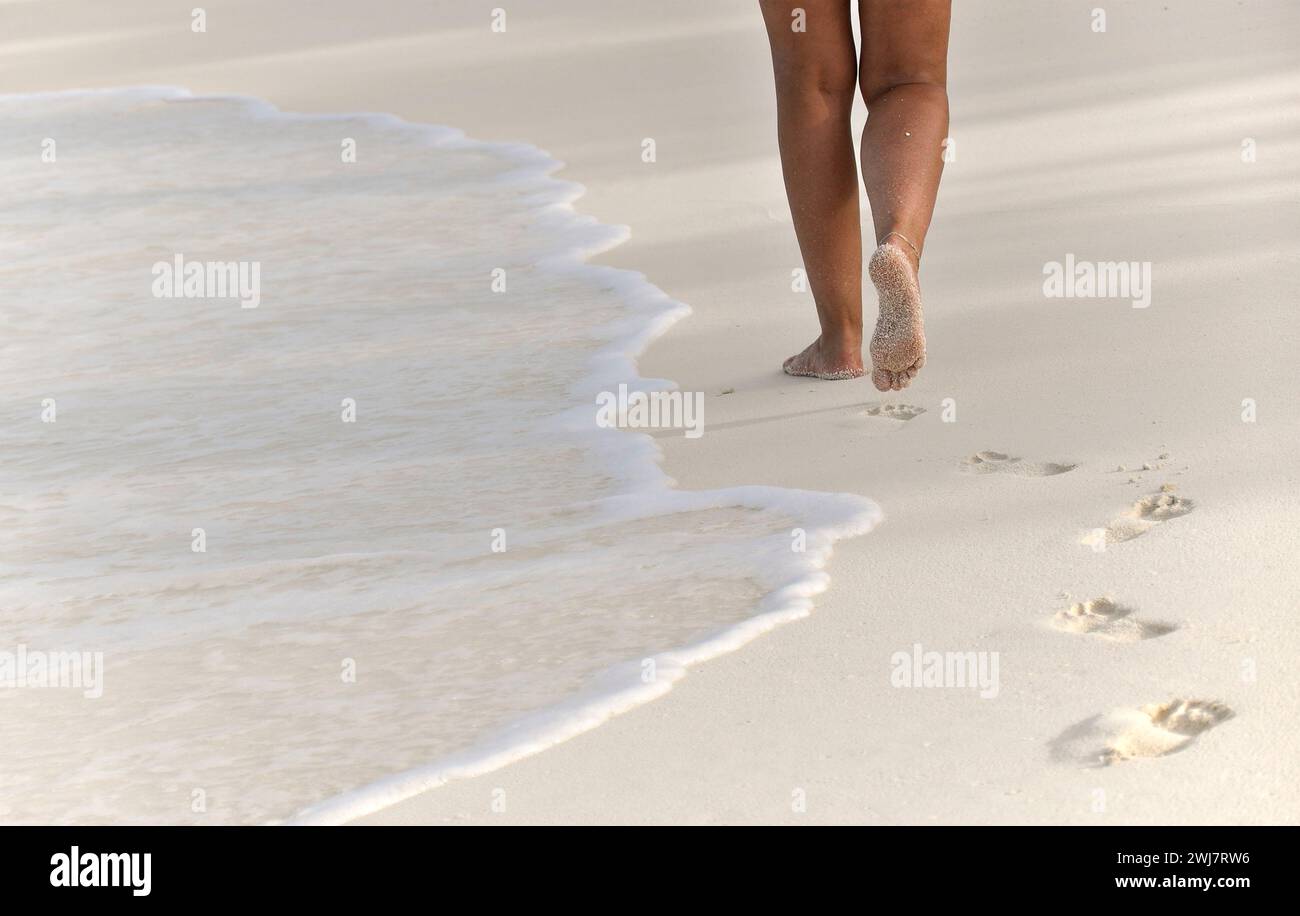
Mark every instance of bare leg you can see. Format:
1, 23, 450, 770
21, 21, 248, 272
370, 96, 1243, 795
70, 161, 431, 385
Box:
859, 0, 950, 391
760, 1, 865, 379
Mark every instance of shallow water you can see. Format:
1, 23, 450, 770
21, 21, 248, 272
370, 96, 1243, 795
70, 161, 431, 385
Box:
0, 89, 876, 824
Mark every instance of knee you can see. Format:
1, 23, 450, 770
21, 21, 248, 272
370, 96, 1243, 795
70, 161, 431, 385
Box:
859, 71, 947, 110
772, 54, 858, 105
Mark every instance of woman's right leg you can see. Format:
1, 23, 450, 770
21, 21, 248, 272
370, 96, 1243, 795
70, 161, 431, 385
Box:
759, 0, 865, 379
858, 0, 951, 391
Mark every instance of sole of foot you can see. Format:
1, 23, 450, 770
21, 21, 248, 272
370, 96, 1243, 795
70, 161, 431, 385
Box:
868, 243, 926, 392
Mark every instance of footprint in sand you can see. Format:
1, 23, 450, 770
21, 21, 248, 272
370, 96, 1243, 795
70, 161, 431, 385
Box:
865, 403, 925, 421
1050, 597, 1175, 642
1051, 699, 1233, 766
1081, 484, 1194, 547
959, 450, 1076, 477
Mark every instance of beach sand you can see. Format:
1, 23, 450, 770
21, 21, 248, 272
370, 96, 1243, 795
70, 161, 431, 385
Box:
9, 0, 1297, 823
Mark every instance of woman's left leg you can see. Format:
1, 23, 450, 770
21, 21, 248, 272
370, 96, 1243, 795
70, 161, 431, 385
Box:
759, 0, 866, 379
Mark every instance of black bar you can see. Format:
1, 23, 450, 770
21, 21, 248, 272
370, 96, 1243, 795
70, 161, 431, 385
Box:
2, 826, 1285, 901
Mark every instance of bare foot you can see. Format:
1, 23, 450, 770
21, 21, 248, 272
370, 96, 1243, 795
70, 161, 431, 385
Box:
781, 336, 864, 380
867, 242, 927, 391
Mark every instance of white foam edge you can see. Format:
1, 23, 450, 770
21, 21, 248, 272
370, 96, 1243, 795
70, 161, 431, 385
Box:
4, 86, 882, 825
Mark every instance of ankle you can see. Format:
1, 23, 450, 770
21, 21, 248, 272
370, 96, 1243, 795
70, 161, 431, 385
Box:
819, 328, 863, 355
879, 232, 923, 274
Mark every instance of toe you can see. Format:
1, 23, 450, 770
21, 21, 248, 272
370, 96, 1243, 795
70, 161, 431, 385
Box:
871, 369, 892, 392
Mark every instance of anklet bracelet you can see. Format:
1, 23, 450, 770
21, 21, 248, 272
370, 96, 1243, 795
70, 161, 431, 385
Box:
880, 231, 922, 261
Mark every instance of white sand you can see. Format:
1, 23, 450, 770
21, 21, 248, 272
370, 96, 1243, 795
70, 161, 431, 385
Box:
11, 0, 1298, 824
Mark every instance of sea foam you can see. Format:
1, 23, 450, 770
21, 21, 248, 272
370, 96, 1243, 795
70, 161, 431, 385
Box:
0, 88, 879, 824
